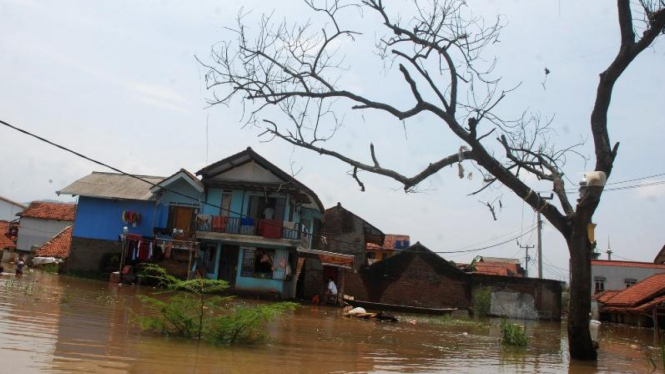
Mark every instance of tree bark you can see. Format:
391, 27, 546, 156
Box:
566, 217, 597, 360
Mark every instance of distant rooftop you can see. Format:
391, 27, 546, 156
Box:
19, 201, 76, 221
35, 226, 73, 259
592, 259, 665, 269
0, 195, 27, 209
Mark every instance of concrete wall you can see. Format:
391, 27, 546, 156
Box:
16, 217, 72, 252
0, 199, 24, 221
471, 274, 562, 320
591, 263, 665, 293
66, 236, 121, 273
73, 197, 155, 241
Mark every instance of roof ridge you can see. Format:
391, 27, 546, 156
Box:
91, 171, 166, 179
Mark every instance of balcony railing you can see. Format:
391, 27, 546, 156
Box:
196, 215, 311, 246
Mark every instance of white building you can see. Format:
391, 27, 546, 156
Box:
591, 259, 665, 294
0, 195, 26, 221
16, 202, 76, 252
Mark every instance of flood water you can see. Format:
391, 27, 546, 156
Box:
0, 269, 660, 374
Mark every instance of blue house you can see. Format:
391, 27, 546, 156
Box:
194, 147, 325, 299
57, 170, 204, 272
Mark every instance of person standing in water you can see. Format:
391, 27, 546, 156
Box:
15, 254, 25, 276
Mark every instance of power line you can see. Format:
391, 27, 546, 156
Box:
1, 118, 540, 256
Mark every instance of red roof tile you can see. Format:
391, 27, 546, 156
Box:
0, 220, 16, 250
35, 226, 73, 259
604, 273, 665, 307
474, 262, 520, 277
367, 234, 410, 251
592, 259, 665, 269
19, 202, 76, 221
592, 290, 621, 303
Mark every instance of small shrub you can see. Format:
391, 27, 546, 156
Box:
136, 264, 297, 345
471, 286, 492, 316
500, 319, 528, 348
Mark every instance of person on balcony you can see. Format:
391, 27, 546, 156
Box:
263, 206, 275, 220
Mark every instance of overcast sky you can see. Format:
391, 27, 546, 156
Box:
1, 0, 664, 281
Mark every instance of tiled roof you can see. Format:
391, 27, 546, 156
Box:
592, 290, 621, 303
481, 257, 521, 265
474, 262, 520, 277
367, 234, 410, 251
603, 273, 665, 307
603, 295, 665, 314
0, 220, 16, 250
35, 226, 73, 259
592, 259, 665, 269
19, 202, 76, 221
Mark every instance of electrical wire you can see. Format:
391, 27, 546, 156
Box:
1, 118, 544, 257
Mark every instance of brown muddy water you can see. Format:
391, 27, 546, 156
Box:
0, 270, 660, 374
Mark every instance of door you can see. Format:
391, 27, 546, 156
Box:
169, 206, 195, 237
218, 245, 240, 287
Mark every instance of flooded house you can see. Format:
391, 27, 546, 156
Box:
595, 273, 665, 328
15, 201, 76, 253
194, 147, 328, 299
57, 170, 203, 274
591, 259, 665, 295
344, 242, 562, 320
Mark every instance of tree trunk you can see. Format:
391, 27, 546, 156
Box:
566, 219, 598, 360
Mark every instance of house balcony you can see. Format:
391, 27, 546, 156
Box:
195, 215, 311, 248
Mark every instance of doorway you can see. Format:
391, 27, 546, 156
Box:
168, 205, 196, 237
218, 245, 240, 287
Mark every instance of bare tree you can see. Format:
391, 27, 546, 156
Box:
200, 0, 665, 360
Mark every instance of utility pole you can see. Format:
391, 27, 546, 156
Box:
537, 193, 553, 279
517, 240, 534, 278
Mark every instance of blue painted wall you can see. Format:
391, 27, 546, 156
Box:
155, 179, 203, 227
234, 246, 291, 296
73, 196, 155, 240
202, 188, 223, 215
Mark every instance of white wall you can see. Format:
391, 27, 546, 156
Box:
591, 264, 665, 293
0, 199, 24, 221
16, 218, 72, 252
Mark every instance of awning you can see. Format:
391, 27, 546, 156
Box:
297, 248, 355, 270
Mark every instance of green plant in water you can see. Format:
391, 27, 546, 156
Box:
136, 264, 296, 344
500, 319, 528, 348
471, 286, 492, 317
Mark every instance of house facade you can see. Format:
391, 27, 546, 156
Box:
591, 259, 665, 295
194, 148, 325, 299
0, 195, 26, 221
16, 202, 76, 252
57, 170, 204, 273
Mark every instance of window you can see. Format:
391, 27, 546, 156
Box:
241, 247, 276, 279
248, 196, 286, 220
594, 277, 605, 293
625, 279, 637, 288
220, 193, 232, 217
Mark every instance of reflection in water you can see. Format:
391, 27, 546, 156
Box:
0, 271, 659, 373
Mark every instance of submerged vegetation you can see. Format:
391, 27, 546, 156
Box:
136, 264, 296, 345
500, 320, 528, 348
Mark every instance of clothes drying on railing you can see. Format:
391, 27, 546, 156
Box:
259, 219, 283, 239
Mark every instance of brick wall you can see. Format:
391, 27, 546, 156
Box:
345, 248, 470, 309
317, 205, 366, 267
65, 236, 121, 273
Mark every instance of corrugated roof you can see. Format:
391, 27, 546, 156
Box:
603, 273, 665, 307
592, 259, 665, 269
58, 172, 165, 201
0, 195, 27, 209
19, 202, 76, 221
35, 226, 72, 259
0, 220, 16, 250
